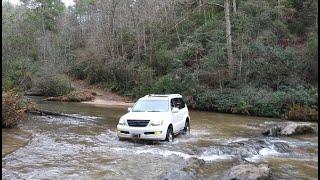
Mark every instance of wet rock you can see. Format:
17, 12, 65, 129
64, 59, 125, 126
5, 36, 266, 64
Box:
220, 163, 270, 180
262, 122, 316, 136
280, 123, 315, 136
262, 126, 282, 136
229, 138, 269, 156
273, 142, 291, 153
188, 157, 205, 167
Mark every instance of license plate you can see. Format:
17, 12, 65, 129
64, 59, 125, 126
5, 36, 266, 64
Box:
132, 134, 140, 139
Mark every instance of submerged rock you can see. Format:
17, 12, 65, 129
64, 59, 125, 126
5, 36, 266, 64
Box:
220, 163, 270, 180
161, 168, 196, 180
160, 157, 201, 180
262, 122, 316, 136
161, 170, 196, 180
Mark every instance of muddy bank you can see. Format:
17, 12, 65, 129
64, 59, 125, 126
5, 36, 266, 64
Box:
81, 97, 134, 107
2, 128, 32, 157
46, 90, 95, 102
33, 79, 134, 107
70, 80, 134, 107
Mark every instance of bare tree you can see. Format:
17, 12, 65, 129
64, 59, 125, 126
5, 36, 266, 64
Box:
224, 0, 234, 76
232, 0, 236, 13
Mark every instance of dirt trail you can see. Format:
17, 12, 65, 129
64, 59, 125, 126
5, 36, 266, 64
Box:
70, 79, 134, 107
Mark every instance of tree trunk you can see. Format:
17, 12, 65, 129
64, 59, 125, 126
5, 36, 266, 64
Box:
232, 0, 237, 13
109, 0, 118, 61
224, 0, 234, 76
143, 24, 147, 56
175, 25, 181, 45
218, 70, 223, 91
238, 34, 244, 80
42, 16, 46, 64
239, 46, 243, 79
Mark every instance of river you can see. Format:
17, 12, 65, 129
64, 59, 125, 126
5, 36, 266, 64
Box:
2, 97, 318, 179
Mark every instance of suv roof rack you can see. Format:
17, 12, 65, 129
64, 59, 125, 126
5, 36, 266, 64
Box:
149, 94, 168, 97
144, 94, 181, 98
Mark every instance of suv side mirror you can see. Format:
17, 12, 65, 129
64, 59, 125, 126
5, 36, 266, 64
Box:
128, 107, 132, 112
172, 107, 179, 113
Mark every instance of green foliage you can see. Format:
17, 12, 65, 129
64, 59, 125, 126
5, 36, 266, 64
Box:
105, 61, 136, 92
191, 87, 317, 117
2, 0, 318, 119
130, 65, 154, 96
2, 89, 35, 128
36, 74, 72, 96
286, 0, 318, 35
2, 58, 38, 91
150, 41, 173, 76
87, 64, 107, 85
24, 0, 65, 32
69, 61, 88, 80
287, 104, 318, 121
153, 75, 176, 94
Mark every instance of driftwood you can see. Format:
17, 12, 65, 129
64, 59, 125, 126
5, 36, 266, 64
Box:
25, 91, 44, 96
28, 109, 87, 120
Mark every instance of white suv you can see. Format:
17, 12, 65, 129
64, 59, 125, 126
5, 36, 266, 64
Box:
116, 94, 190, 142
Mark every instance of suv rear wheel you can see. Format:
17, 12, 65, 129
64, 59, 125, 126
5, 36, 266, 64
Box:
183, 120, 190, 135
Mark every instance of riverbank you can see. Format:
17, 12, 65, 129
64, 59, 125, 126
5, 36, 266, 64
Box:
72, 79, 134, 107
26, 78, 317, 121
2, 128, 32, 157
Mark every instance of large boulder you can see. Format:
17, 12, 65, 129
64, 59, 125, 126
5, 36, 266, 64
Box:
262, 122, 316, 136
280, 122, 315, 136
220, 163, 270, 180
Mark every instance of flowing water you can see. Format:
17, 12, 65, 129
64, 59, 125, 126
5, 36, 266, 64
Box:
2, 97, 318, 179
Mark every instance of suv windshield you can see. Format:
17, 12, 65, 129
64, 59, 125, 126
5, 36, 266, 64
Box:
132, 100, 169, 112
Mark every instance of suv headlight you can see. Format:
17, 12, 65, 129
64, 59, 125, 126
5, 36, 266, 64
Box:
150, 119, 163, 126
118, 118, 127, 126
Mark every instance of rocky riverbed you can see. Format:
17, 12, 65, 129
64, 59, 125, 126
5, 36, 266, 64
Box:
2, 97, 318, 179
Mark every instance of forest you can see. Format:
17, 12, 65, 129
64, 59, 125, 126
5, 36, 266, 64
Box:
2, 0, 318, 121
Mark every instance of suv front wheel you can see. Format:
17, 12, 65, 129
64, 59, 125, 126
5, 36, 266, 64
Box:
165, 126, 174, 142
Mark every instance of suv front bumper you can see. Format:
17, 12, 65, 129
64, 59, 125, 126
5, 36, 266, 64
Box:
116, 125, 167, 140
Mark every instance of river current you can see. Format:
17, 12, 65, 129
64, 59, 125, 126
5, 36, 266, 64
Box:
2, 97, 318, 179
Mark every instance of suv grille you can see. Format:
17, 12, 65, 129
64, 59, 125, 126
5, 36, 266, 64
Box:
127, 120, 150, 127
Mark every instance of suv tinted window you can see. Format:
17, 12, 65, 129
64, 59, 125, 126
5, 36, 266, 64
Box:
176, 98, 185, 109
171, 98, 185, 109
170, 98, 177, 109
